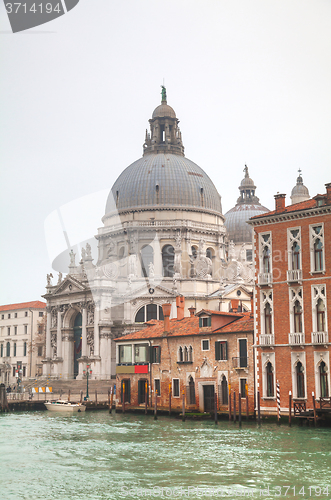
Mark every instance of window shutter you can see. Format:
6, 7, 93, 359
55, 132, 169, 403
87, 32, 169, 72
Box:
215, 341, 220, 360
157, 346, 161, 364
224, 341, 228, 360
207, 317, 211, 327
199, 317, 202, 328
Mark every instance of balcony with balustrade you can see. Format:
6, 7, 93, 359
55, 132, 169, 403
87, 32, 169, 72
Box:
287, 269, 302, 283
259, 334, 275, 347
311, 331, 329, 345
288, 333, 305, 346
258, 273, 273, 286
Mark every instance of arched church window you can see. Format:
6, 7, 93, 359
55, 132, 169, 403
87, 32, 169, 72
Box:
320, 361, 328, 398
135, 305, 164, 323
206, 248, 213, 260
162, 245, 174, 277
191, 246, 198, 259
141, 245, 154, 277
118, 246, 126, 259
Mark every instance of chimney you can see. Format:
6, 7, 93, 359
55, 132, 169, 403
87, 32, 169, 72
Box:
325, 183, 331, 204
176, 295, 185, 320
274, 193, 286, 213
188, 306, 196, 317
162, 303, 172, 333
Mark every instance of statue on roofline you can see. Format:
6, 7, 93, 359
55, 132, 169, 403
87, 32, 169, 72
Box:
161, 85, 167, 102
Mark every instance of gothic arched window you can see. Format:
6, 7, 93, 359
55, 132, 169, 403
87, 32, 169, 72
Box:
317, 298, 326, 332
264, 303, 272, 335
296, 361, 305, 398
291, 242, 300, 270
314, 239, 323, 271
178, 346, 183, 362
320, 361, 328, 398
262, 246, 270, 273
221, 375, 228, 405
135, 305, 164, 323
162, 245, 174, 277
293, 300, 303, 333
266, 362, 274, 397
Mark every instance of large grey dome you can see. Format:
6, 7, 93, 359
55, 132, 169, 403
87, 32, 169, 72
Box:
225, 204, 269, 243
105, 153, 222, 216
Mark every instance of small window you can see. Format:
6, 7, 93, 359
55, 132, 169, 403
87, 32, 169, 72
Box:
246, 249, 252, 261
37, 346, 43, 357
13, 343, 17, 357
7, 327, 10, 336
24, 325, 28, 335
13, 366, 16, 377
151, 346, 161, 364
0, 344, 3, 357
23, 366, 26, 377
173, 378, 180, 397
154, 379, 161, 396
119, 345, 132, 364
14, 326, 17, 336
1, 314, 4, 320
202, 339, 210, 351
25, 311, 28, 317
39, 312, 43, 317
134, 344, 149, 363
15, 313, 17, 318
240, 379, 247, 397
24, 342, 28, 357
215, 341, 227, 360
8, 314, 11, 319
199, 317, 211, 328
6, 342, 10, 357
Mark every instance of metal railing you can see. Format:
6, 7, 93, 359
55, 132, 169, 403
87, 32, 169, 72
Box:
259, 334, 275, 346
311, 332, 329, 344
288, 333, 305, 345
232, 357, 248, 369
287, 269, 302, 282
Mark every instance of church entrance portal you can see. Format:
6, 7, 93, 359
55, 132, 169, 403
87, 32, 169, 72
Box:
73, 313, 82, 379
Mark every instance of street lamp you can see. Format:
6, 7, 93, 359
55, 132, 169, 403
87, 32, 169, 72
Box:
83, 364, 92, 400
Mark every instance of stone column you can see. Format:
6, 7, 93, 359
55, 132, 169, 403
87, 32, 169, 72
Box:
81, 305, 87, 357
94, 303, 100, 357
57, 308, 62, 358
46, 306, 52, 358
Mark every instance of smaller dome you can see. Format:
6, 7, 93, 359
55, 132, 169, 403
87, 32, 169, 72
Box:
152, 103, 176, 119
290, 171, 310, 204
240, 164, 256, 189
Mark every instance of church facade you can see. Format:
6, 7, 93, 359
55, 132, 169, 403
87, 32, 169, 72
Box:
42, 89, 254, 380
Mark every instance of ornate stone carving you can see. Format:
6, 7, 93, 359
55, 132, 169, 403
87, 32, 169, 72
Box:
46, 273, 53, 286
51, 308, 57, 328
103, 262, 118, 279
51, 332, 57, 352
128, 254, 137, 277
87, 303, 94, 325
87, 330, 94, 354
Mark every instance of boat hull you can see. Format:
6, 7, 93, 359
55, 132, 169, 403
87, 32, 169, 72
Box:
44, 401, 86, 412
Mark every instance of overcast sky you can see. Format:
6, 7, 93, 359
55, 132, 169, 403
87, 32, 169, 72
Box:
1, 0, 331, 305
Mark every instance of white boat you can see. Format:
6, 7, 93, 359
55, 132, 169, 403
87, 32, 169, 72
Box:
44, 400, 86, 412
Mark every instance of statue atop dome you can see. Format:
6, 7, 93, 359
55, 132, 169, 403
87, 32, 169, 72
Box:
161, 85, 167, 103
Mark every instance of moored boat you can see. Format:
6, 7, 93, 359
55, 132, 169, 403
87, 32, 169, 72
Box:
44, 400, 86, 412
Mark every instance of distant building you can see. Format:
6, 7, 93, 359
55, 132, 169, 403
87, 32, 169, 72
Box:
0, 301, 46, 386
249, 183, 331, 415
115, 297, 254, 413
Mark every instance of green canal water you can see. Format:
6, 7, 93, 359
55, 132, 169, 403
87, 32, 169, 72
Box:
0, 411, 331, 500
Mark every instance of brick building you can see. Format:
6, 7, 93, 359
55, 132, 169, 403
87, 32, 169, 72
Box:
0, 301, 46, 386
115, 297, 254, 413
249, 183, 331, 415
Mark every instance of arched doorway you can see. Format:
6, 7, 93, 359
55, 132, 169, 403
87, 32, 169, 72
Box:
73, 313, 82, 379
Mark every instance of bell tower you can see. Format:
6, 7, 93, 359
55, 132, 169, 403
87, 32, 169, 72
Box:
143, 87, 184, 156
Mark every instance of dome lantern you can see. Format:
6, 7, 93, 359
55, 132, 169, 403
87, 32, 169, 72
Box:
290, 169, 310, 205
143, 87, 184, 156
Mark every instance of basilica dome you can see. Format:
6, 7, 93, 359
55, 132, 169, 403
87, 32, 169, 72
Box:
290, 171, 310, 204
224, 166, 269, 244
105, 90, 222, 217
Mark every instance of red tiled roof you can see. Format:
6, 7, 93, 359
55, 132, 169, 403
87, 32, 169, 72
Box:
196, 309, 246, 317
215, 315, 254, 333
0, 301, 46, 312
115, 313, 253, 342
250, 199, 317, 220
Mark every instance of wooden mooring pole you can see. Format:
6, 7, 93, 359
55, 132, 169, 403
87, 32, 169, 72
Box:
80, 390, 83, 404
229, 389, 232, 421
312, 392, 317, 426
169, 383, 172, 416
246, 383, 249, 420
257, 391, 261, 425
238, 393, 242, 427
288, 391, 292, 427
122, 381, 125, 413
95, 390, 98, 405
145, 381, 148, 415
276, 380, 281, 425
182, 390, 185, 422
214, 392, 218, 425
233, 392, 236, 423
68, 390, 71, 402
154, 391, 158, 420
